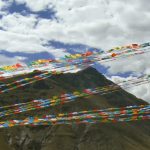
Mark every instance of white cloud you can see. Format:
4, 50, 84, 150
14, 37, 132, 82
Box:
0, 0, 150, 102
13, 0, 150, 49
128, 83, 150, 103
108, 75, 150, 103
15, 0, 53, 12
0, 0, 5, 10
0, 0, 150, 52
0, 0, 12, 10
103, 52, 150, 75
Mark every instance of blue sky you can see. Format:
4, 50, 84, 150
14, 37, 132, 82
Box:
0, 0, 150, 102
3, 0, 56, 19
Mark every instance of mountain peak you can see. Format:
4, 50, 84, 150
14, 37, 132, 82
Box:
0, 67, 150, 150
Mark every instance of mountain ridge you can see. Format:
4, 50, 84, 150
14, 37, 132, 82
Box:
0, 67, 149, 150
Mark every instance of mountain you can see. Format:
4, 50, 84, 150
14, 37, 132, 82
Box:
0, 67, 150, 150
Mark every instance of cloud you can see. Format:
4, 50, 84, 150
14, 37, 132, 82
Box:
0, 13, 67, 54
108, 75, 150, 103
0, 0, 150, 102
0, 0, 150, 52
15, 0, 150, 49
103, 53, 150, 75
15, 0, 53, 12
0, 0, 12, 9
0, 54, 26, 66
128, 83, 150, 103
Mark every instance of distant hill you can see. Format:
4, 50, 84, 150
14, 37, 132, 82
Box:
0, 67, 150, 150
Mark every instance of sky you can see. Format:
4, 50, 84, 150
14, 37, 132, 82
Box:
0, 0, 150, 102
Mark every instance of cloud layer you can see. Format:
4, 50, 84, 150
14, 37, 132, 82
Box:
0, 0, 150, 102
0, 0, 150, 53
109, 75, 150, 103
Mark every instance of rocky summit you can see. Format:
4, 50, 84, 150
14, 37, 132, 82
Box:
0, 67, 150, 150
